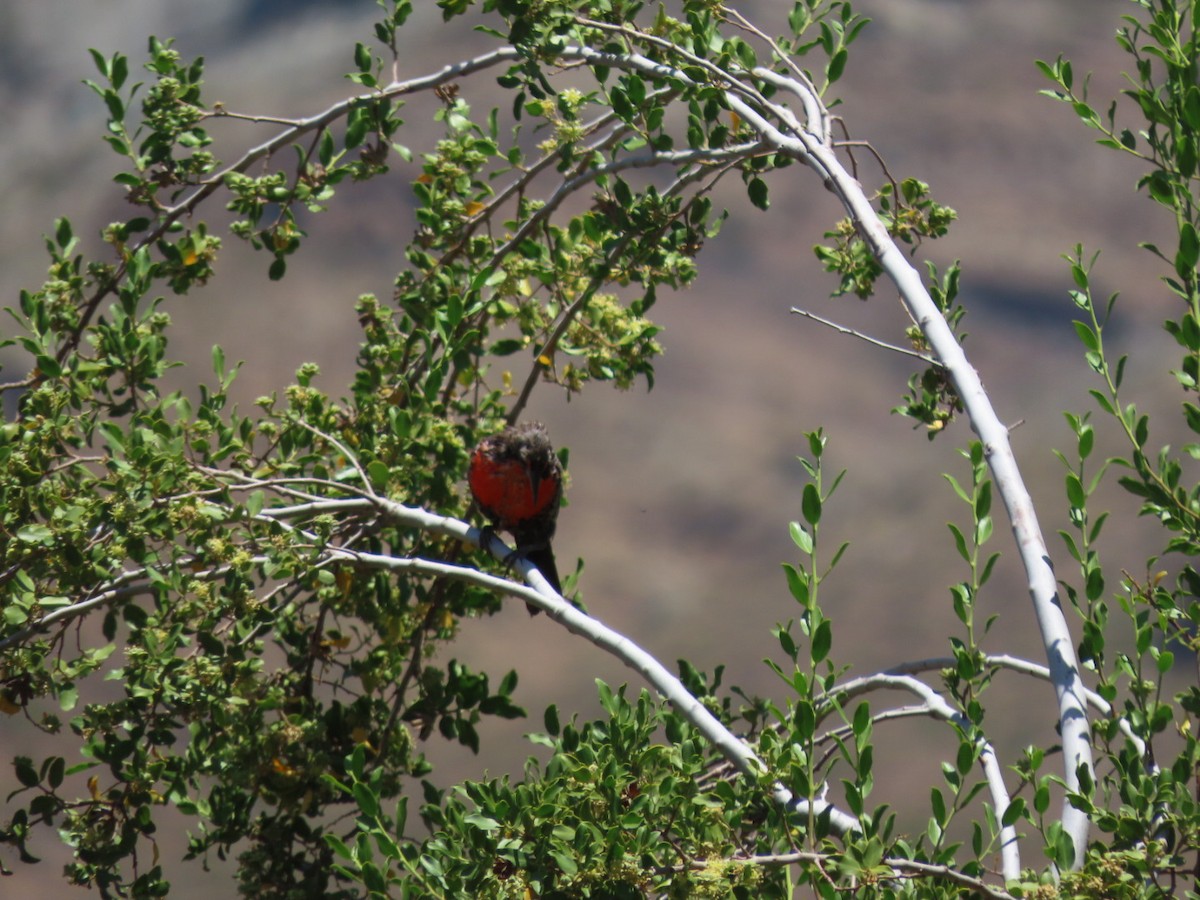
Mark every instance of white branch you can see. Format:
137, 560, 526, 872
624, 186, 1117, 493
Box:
14, 487, 857, 836
363, 495, 861, 833
893, 654, 1148, 761
724, 73, 1095, 867
833, 672, 1018, 880
539, 40, 1094, 866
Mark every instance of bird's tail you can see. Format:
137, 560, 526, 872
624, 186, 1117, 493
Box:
522, 544, 561, 616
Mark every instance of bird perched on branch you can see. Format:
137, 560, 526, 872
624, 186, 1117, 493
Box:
467, 421, 564, 613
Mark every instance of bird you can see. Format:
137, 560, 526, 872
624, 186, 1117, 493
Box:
467, 421, 564, 613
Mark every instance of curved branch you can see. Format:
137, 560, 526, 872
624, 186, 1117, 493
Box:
0, 559, 262, 652
410, 36, 1096, 867
531, 35, 1093, 861
723, 70, 1094, 866
891, 654, 1149, 761
832, 672, 1019, 881
292, 496, 863, 835
6, 482, 858, 836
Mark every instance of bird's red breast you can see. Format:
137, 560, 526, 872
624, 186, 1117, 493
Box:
467, 450, 558, 529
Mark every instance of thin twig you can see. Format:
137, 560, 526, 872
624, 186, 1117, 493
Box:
790, 306, 941, 365
53, 47, 526, 366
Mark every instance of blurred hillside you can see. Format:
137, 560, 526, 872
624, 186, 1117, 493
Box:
0, 1, 1185, 893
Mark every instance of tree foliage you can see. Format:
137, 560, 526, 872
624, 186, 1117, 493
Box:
2, 0, 1200, 897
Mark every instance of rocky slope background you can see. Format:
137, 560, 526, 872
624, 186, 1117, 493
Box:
0, 1, 1182, 892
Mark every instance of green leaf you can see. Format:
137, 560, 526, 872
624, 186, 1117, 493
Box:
4, 604, 29, 626
1077, 424, 1094, 459
853, 701, 871, 736
826, 48, 848, 84
14, 757, 38, 787
973, 480, 991, 519
1072, 320, 1098, 351
366, 460, 390, 489
956, 739, 975, 775
361, 861, 387, 893
1185, 85, 1200, 131
609, 85, 633, 122
16, 524, 54, 545
930, 787, 947, 824
353, 41, 371, 73
828, 540, 850, 571
1033, 781, 1050, 814
1065, 472, 1086, 508
1133, 414, 1148, 448
551, 850, 578, 876
1001, 797, 1026, 827
319, 128, 335, 167
45, 757, 65, 790
801, 483, 822, 525
807, 431, 825, 458
103, 91, 125, 123
974, 515, 992, 545
490, 338, 524, 357
789, 522, 813, 555
346, 107, 368, 149
1146, 169, 1175, 205
783, 562, 809, 605
943, 473, 970, 505
792, 699, 816, 740
947, 522, 969, 562
1179, 222, 1200, 276
111, 53, 128, 90
35, 354, 61, 378
58, 686, 79, 711
747, 176, 769, 210
55, 217, 74, 249
89, 48, 110, 78
979, 552, 1001, 587
811, 618, 831, 663
464, 813, 500, 833
776, 625, 797, 659
596, 678, 615, 715
352, 781, 380, 818
326, 834, 353, 861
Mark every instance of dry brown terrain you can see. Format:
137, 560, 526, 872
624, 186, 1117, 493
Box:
1, 1, 1184, 893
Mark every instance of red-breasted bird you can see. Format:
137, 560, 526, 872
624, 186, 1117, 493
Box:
467, 422, 564, 612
